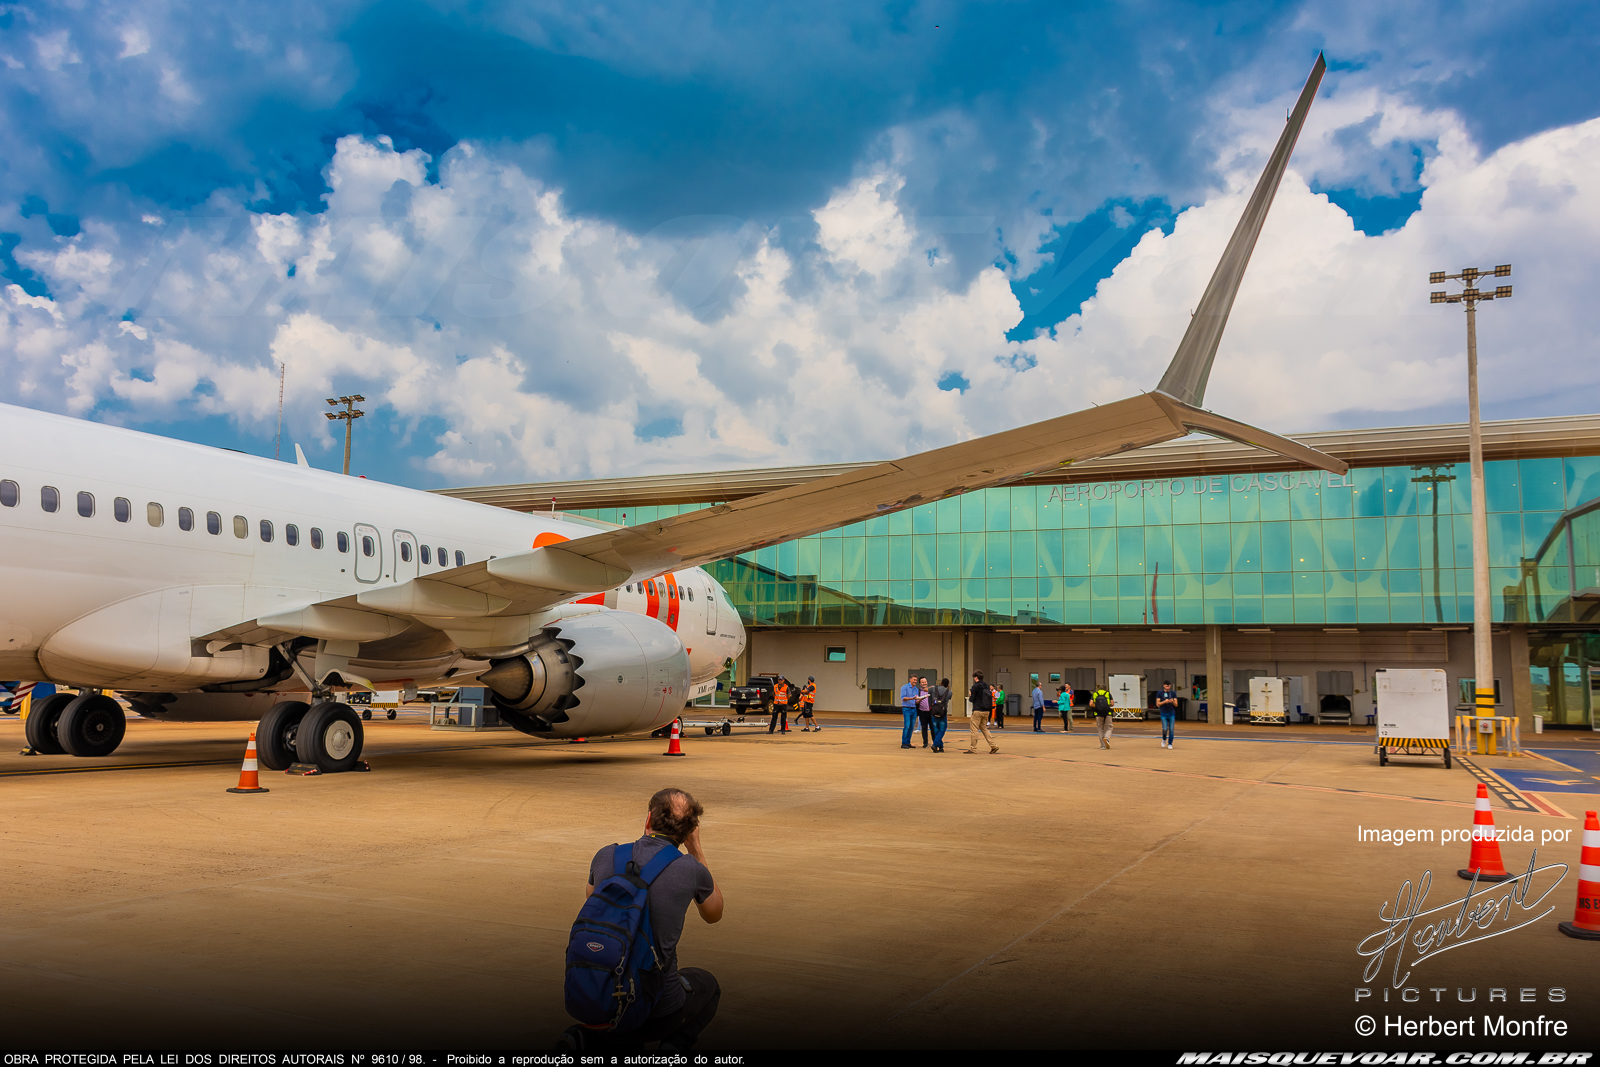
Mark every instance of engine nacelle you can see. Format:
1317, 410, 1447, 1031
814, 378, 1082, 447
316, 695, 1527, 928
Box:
478, 610, 689, 739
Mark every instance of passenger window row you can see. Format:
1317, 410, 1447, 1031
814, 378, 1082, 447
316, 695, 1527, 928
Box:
2, 478, 471, 570
623, 579, 693, 601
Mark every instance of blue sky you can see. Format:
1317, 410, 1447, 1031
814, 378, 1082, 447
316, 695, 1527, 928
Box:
1, 1, 1597, 487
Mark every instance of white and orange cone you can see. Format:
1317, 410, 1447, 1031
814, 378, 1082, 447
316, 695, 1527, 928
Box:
663, 717, 685, 757
1458, 782, 1511, 881
226, 730, 271, 794
1558, 810, 1600, 941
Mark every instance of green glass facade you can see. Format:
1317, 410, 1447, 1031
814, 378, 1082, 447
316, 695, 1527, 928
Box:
578, 455, 1600, 630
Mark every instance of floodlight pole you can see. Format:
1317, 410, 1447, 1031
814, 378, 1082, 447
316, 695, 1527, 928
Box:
1430, 266, 1512, 754
324, 394, 367, 476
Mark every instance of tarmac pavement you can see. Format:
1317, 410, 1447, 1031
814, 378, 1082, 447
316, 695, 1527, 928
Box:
3, 709, 1597, 1051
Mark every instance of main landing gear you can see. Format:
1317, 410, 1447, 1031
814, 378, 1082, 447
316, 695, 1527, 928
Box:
256, 699, 366, 774
24, 692, 127, 757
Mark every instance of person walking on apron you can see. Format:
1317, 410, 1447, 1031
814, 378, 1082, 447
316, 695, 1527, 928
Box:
795, 676, 819, 731
1090, 684, 1114, 749
965, 672, 999, 754
768, 678, 790, 734
1156, 681, 1179, 749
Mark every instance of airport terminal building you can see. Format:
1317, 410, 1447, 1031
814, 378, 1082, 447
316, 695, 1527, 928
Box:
442, 414, 1600, 730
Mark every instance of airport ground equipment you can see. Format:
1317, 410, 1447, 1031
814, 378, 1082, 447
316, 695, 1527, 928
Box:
1375, 668, 1451, 767
1248, 676, 1289, 725
1457, 783, 1512, 881
1558, 810, 1600, 940
1108, 674, 1146, 720
225, 731, 270, 794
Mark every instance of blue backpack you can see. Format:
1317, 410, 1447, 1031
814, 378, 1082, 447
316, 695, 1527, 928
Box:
564, 841, 681, 1030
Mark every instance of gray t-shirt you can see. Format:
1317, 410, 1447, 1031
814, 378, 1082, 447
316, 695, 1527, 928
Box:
588, 835, 715, 1016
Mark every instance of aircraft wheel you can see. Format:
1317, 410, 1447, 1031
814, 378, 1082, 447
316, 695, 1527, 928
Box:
386, 710, 396, 720
256, 700, 309, 770
24, 693, 75, 755
296, 701, 364, 772
58, 693, 127, 757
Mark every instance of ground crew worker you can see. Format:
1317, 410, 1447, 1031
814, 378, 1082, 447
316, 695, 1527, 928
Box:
1057, 685, 1072, 732
796, 676, 819, 732
991, 683, 1007, 729
768, 677, 790, 734
965, 671, 999, 754
1090, 683, 1114, 749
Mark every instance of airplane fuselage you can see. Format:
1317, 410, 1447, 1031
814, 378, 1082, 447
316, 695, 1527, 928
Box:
0, 404, 745, 723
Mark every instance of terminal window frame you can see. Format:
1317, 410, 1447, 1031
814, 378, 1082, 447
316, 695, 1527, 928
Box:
825, 646, 847, 662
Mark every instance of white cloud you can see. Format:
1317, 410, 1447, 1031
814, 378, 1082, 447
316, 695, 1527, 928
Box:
10, 93, 1600, 488
118, 27, 150, 59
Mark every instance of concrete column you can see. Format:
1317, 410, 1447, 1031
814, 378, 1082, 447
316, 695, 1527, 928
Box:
1509, 624, 1533, 732
949, 628, 967, 688
1206, 625, 1224, 725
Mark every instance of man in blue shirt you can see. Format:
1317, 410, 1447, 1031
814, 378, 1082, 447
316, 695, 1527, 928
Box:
899, 671, 921, 749
1031, 682, 1046, 731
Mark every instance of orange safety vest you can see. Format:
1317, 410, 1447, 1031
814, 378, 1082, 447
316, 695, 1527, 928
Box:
774, 682, 788, 703
800, 682, 815, 705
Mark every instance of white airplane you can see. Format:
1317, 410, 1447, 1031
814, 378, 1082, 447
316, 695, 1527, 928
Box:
8, 54, 1344, 774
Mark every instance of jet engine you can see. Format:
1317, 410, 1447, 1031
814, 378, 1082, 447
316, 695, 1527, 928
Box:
478, 610, 690, 739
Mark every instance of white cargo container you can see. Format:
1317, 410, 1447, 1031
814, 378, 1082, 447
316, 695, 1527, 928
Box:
1108, 674, 1145, 720
1248, 676, 1289, 725
1375, 668, 1451, 768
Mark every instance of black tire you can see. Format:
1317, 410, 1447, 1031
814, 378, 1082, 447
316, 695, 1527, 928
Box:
1379, 746, 1388, 766
296, 701, 364, 772
1443, 748, 1452, 769
257, 700, 309, 770
704, 726, 714, 735
57, 693, 127, 757
361, 708, 372, 720
386, 710, 396, 720
721, 722, 732, 736
24, 692, 75, 755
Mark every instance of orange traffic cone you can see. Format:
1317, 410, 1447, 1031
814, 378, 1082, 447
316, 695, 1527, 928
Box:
663, 717, 685, 757
1559, 810, 1600, 940
1458, 782, 1511, 881
226, 731, 271, 794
